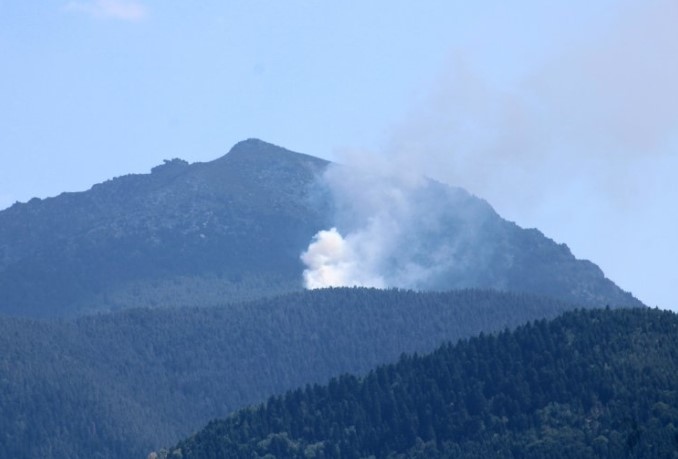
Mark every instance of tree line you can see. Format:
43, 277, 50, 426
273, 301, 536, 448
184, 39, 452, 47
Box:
167, 306, 678, 458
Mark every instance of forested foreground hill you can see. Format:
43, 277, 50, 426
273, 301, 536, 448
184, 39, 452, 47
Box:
0, 288, 580, 459
166, 307, 678, 459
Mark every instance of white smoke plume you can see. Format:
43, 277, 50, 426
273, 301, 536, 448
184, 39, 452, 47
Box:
301, 227, 385, 289
301, 164, 491, 290
302, 0, 678, 307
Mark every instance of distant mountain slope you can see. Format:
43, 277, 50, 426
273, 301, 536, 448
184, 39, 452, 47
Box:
0, 139, 640, 318
0, 288, 580, 459
167, 307, 678, 459
0, 140, 329, 317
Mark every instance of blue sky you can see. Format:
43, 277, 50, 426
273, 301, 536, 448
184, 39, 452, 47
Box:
1, 0, 676, 310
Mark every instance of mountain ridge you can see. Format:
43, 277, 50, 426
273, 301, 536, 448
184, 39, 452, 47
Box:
0, 139, 642, 317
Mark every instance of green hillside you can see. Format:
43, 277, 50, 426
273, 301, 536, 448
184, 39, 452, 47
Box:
0, 288, 580, 459
166, 307, 678, 459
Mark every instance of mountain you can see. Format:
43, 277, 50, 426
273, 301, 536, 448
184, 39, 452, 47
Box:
0, 140, 328, 317
0, 138, 640, 318
165, 307, 678, 459
0, 288, 581, 459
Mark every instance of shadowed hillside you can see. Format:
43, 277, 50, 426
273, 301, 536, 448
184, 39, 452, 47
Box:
167, 307, 678, 459
1, 288, 585, 459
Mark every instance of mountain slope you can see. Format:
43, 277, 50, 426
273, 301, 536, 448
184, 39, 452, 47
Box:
0, 139, 640, 318
0, 140, 328, 317
0, 288, 581, 459
166, 307, 678, 459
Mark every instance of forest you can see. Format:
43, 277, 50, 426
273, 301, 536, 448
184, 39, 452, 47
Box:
165, 307, 678, 458
0, 287, 580, 459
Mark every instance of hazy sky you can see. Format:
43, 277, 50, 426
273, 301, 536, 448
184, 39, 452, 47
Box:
1, 1, 676, 310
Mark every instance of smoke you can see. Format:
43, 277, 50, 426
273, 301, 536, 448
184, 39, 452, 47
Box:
301, 227, 385, 289
384, 0, 678, 309
301, 165, 495, 290
385, 0, 678, 214
301, 0, 678, 306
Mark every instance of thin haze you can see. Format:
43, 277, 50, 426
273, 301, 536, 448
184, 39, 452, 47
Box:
304, 0, 678, 310
0, 1, 676, 310
388, 1, 678, 311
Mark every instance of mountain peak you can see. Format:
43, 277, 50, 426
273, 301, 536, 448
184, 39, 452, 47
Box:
228, 138, 278, 155
232, 137, 276, 149
218, 138, 329, 168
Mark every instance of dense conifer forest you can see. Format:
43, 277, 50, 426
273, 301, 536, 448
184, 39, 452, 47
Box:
0, 288, 581, 458
165, 307, 678, 459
